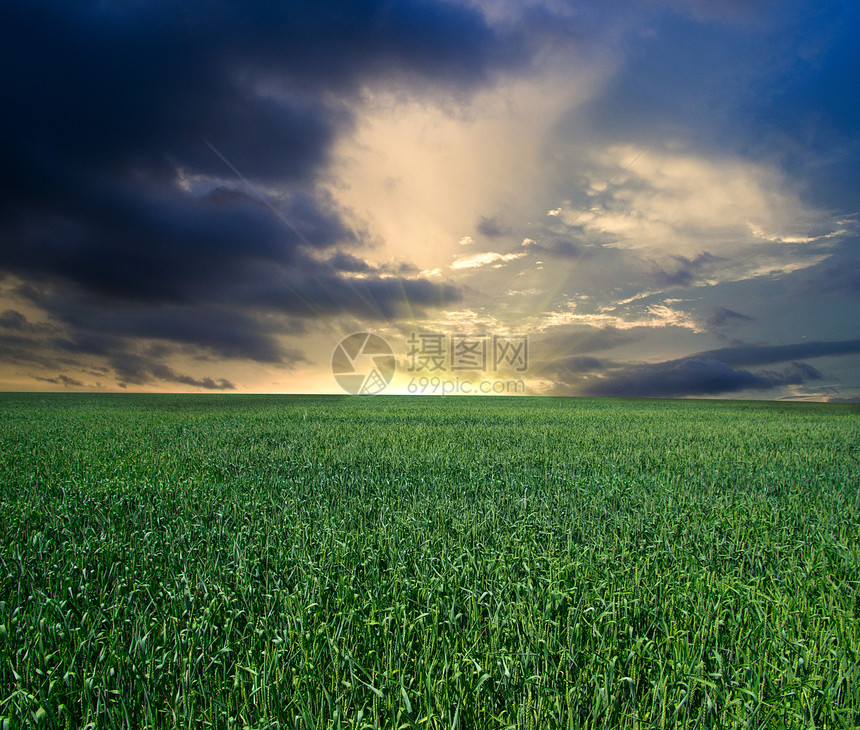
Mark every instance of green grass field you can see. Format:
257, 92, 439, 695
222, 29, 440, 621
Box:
1, 394, 858, 728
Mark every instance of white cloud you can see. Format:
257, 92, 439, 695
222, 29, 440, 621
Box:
451, 251, 527, 269
534, 299, 705, 333
747, 223, 847, 244
326, 50, 608, 272
569, 145, 844, 262
459, 236, 475, 246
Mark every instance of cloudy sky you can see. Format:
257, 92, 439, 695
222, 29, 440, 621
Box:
1, 0, 858, 399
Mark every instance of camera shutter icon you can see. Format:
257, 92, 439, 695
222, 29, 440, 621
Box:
331, 333, 396, 395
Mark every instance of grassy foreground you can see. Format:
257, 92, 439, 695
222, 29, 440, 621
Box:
0, 393, 858, 729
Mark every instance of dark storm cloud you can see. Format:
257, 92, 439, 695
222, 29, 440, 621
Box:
249, 272, 463, 320
16, 253, 461, 386
573, 339, 860, 398
30, 374, 85, 388
108, 350, 236, 390
0, 314, 89, 371
476, 216, 511, 238
21, 281, 287, 363
0, 0, 514, 379
2, 329, 244, 390
690, 339, 860, 367
0, 186, 358, 304
150, 365, 235, 391
0, 0, 521, 194
583, 359, 821, 398
705, 306, 755, 331
0, 309, 59, 336
651, 252, 719, 288
326, 252, 375, 273
0, 335, 54, 367
0, 310, 27, 331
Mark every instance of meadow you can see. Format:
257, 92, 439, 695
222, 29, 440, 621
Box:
0, 393, 858, 728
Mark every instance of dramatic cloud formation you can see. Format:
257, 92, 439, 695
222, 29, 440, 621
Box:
0, 0, 509, 389
583, 358, 822, 399
1, 0, 858, 397
533, 328, 860, 399
550, 339, 860, 398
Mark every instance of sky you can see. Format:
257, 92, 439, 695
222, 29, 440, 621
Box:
1, 0, 859, 400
